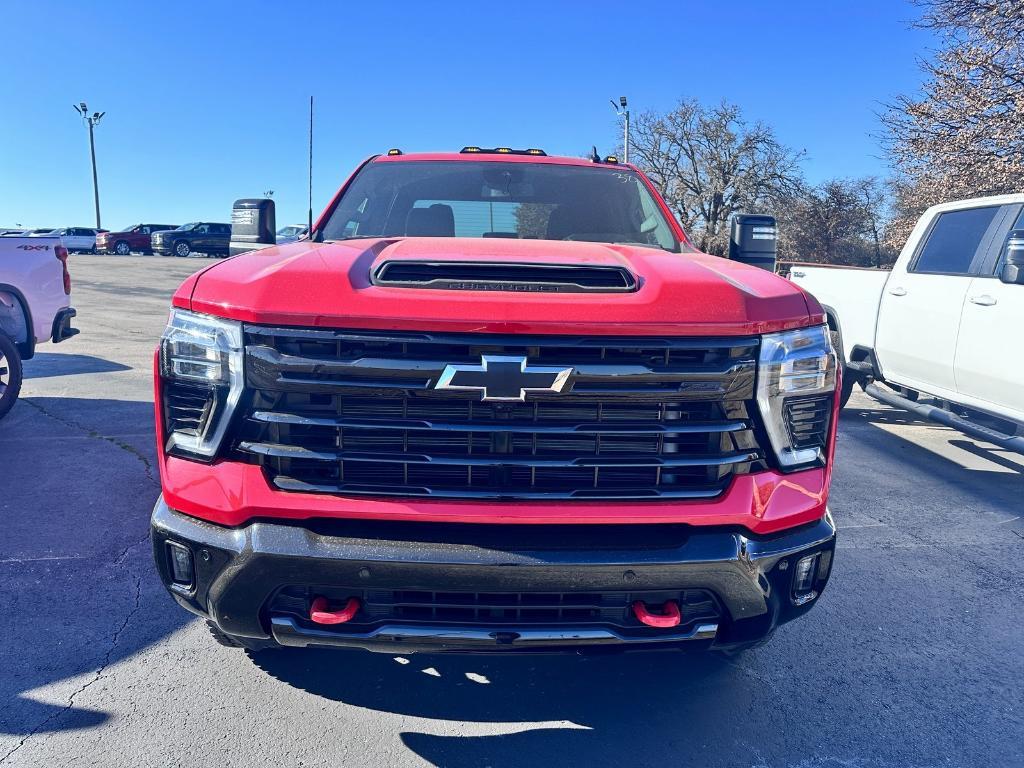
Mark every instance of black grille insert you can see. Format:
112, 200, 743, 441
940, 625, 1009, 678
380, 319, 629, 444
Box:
163, 381, 214, 437
270, 586, 721, 631
372, 260, 638, 293
232, 328, 765, 499
784, 395, 832, 450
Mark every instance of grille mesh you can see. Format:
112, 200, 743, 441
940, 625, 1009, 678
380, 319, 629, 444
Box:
231, 328, 766, 499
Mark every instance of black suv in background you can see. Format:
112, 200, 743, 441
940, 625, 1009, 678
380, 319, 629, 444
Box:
152, 222, 232, 258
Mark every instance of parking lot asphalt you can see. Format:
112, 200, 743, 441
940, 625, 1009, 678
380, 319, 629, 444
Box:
1, 254, 1022, 767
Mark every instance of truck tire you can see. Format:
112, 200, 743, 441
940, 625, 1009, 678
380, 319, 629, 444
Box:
114, 240, 131, 256
0, 332, 23, 421
829, 329, 856, 409
206, 621, 275, 652
174, 241, 191, 258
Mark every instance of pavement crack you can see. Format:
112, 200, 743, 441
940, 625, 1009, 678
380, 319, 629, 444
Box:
114, 531, 152, 566
0, 572, 143, 764
21, 399, 159, 489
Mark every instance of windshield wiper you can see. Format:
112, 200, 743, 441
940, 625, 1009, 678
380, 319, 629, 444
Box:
610, 241, 678, 253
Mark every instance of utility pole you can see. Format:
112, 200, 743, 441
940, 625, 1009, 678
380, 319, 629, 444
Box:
610, 96, 629, 164
73, 102, 105, 229
308, 96, 314, 235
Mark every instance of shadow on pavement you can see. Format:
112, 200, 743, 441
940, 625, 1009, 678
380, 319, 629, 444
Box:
0, 397, 188, 742
843, 404, 1024, 496
249, 648, 750, 766
22, 352, 132, 379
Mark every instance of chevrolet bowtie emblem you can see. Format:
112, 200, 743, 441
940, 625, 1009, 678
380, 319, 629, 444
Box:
434, 355, 574, 401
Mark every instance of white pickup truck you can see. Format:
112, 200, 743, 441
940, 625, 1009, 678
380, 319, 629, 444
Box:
790, 194, 1024, 452
0, 236, 79, 419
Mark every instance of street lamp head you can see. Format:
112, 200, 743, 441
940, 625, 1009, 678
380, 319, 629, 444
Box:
79, 101, 88, 113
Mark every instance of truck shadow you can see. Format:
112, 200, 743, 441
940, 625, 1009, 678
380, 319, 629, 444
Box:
840, 403, 1024, 503
248, 647, 749, 767
22, 352, 132, 379
0, 397, 189, 740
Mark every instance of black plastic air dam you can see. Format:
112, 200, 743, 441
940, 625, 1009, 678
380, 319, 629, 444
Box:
151, 497, 836, 653
371, 260, 638, 292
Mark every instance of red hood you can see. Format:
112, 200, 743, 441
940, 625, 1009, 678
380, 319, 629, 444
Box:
175, 238, 820, 336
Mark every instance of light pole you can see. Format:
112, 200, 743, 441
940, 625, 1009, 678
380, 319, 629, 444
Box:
610, 96, 629, 164
73, 102, 105, 229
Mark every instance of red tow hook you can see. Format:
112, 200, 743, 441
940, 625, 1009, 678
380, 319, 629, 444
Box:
309, 596, 360, 625
632, 600, 682, 628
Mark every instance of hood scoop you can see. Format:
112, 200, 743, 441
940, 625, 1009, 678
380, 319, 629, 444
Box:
371, 260, 638, 293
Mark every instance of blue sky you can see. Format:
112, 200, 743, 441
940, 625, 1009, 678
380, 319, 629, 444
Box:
0, 0, 933, 229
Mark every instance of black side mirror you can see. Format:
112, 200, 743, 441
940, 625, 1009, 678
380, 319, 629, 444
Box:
729, 214, 777, 271
230, 198, 276, 257
1000, 229, 1024, 285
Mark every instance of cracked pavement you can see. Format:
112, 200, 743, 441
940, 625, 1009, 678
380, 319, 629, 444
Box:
0, 255, 1022, 767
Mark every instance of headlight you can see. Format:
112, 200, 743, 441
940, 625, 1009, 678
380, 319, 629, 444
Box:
756, 325, 837, 470
158, 309, 244, 459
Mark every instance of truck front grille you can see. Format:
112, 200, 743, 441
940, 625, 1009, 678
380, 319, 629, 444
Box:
231, 327, 766, 500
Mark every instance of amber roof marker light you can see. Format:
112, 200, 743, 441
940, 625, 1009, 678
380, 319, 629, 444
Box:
459, 147, 547, 156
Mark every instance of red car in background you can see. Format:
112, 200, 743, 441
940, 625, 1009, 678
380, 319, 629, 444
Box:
96, 223, 178, 255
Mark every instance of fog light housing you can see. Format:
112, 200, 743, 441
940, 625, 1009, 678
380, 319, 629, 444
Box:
167, 541, 194, 587
792, 553, 819, 605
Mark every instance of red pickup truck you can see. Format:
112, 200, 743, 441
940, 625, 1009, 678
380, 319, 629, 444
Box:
152, 148, 838, 654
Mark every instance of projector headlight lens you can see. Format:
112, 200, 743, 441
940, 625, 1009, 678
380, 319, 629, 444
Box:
158, 309, 244, 460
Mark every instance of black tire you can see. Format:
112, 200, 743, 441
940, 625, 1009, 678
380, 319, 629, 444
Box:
0, 332, 24, 421
829, 328, 856, 409
206, 620, 243, 647
174, 240, 191, 258
206, 621, 276, 652
713, 636, 772, 658
114, 240, 131, 256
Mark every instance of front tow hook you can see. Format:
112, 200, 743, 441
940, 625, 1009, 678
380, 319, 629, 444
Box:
631, 600, 682, 628
310, 596, 361, 625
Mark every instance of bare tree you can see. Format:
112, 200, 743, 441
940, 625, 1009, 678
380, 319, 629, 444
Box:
628, 99, 804, 255
883, 0, 1024, 245
776, 177, 894, 266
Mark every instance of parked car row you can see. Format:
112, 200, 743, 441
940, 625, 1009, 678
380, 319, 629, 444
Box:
2, 222, 234, 258
97, 222, 232, 257
96, 224, 177, 255
3, 218, 306, 259
1, 227, 107, 254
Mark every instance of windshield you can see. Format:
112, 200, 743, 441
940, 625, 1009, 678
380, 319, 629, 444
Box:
277, 225, 303, 237
320, 161, 680, 251
176, 223, 198, 231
